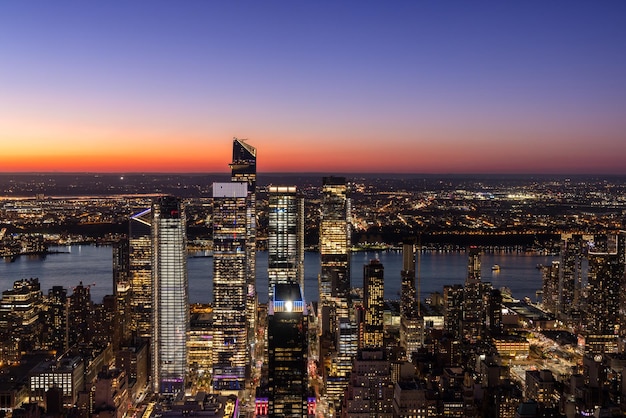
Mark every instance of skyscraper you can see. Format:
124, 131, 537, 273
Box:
319, 176, 351, 301
229, 138, 257, 340
112, 238, 131, 350
129, 208, 153, 339
363, 259, 384, 348
212, 182, 248, 391
267, 283, 309, 417
400, 239, 418, 320
318, 176, 353, 406
268, 185, 304, 301
462, 246, 484, 342
45, 286, 68, 353
559, 234, 585, 320
585, 232, 626, 354
68, 281, 92, 348
151, 196, 188, 394
541, 261, 560, 315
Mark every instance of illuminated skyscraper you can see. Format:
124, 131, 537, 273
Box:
363, 259, 384, 348
559, 234, 585, 319
585, 232, 626, 354
443, 284, 463, 339
129, 208, 153, 339
319, 176, 351, 301
400, 239, 418, 320
318, 176, 353, 406
267, 283, 308, 417
112, 239, 131, 350
229, 138, 257, 338
46, 286, 68, 353
151, 196, 188, 394
462, 246, 484, 342
212, 182, 248, 391
68, 282, 92, 347
268, 185, 304, 301
541, 261, 560, 315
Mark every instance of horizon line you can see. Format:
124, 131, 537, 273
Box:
1, 171, 626, 177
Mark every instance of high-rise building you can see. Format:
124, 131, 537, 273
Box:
342, 348, 394, 417
443, 284, 463, 339
112, 239, 131, 350
541, 261, 560, 315
559, 234, 585, 319
45, 286, 68, 353
129, 208, 153, 339
68, 282, 93, 347
212, 182, 249, 391
151, 196, 188, 394
363, 259, 384, 348
319, 176, 353, 407
0, 279, 44, 362
267, 283, 308, 417
400, 239, 417, 320
229, 138, 257, 341
189, 305, 213, 383
268, 185, 304, 301
585, 233, 626, 354
319, 176, 351, 302
462, 247, 484, 342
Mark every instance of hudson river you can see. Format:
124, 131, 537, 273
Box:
0, 245, 555, 304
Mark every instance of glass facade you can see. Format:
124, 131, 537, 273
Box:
152, 196, 188, 394
462, 246, 484, 341
212, 182, 248, 391
319, 177, 351, 300
229, 138, 257, 370
268, 283, 308, 417
268, 185, 304, 301
363, 259, 384, 348
129, 208, 153, 339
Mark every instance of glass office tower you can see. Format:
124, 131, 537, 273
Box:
319, 176, 351, 301
212, 182, 249, 391
229, 138, 257, 364
267, 283, 308, 417
151, 196, 188, 394
363, 259, 384, 348
129, 208, 153, 339
268, 185, 304, 301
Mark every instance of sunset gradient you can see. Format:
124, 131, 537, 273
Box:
1, 2, 625, 174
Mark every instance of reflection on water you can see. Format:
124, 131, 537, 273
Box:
0, 246, 554, 304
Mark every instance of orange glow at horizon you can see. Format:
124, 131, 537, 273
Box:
2, 129, 625, 174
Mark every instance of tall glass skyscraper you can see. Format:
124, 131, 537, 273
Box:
400, 239, 418, 320
319, 176, 353, 407
268, 185, 304, 301
363, 259, 384, 348
267, 283, 308, 417
151, 196, 188, 394
229, 138, 257, 359
462, 246, 484, 342
319, 176, 351, 301
212, 182, 249, 391
129, 208, 153, 339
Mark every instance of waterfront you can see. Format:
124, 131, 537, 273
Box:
0, 245, 556, 304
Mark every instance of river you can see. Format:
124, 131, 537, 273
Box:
0, 245, 554, 304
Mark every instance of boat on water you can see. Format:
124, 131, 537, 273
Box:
492, 264, 500, 272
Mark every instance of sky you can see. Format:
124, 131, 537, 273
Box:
1, 1, 626, 174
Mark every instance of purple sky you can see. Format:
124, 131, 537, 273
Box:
1, 1, 625, 173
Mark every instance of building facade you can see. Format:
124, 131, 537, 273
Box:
267, 283, 309, 417
363, 259, 384, 348
268, 185, 304, 300
212, 182, 249, 391
151, 196, 188, 394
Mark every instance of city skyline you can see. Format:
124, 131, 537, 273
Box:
2, 2, 626, 174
